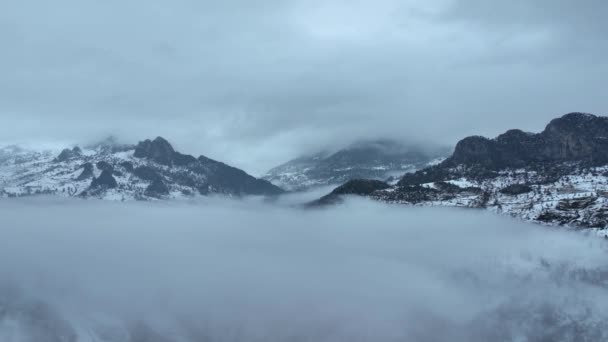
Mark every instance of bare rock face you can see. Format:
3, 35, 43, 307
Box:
541, 113, 608, 162
450, 136, 498, 167
447, 113, 608, 169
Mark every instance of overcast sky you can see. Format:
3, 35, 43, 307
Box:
1, 0, 606, 175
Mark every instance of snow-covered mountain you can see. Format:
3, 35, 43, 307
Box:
263, 139, 448, 191
312, 113, 608, 231
0, 137, 283, 201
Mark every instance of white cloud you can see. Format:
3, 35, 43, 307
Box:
0, 197, 607, 340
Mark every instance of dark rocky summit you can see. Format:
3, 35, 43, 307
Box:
134, 137, 177, 165
400, 113, 608, 187
134, 137, 197, 166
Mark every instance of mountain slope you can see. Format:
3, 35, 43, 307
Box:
0, 137, 283, 200
263, 139, 447, 191
312, 113, 608, 231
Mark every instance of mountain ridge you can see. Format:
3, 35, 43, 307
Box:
263, 139, 448, 191
312, 113, 608, 231
0, 136, 283, 200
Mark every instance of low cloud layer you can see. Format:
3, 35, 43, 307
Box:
1, 0, 606, 173
1, 197, 607, 341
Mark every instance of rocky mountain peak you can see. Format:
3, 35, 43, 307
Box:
134, 137, 176, 165
496, 129, 533, 143
450, 136, 497, 166
543, 113, 605, 139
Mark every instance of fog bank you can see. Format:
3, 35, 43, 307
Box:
1, 197, 607, 341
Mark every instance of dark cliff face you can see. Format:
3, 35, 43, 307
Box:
450, 136, 498, 167
447, 113, 608, 169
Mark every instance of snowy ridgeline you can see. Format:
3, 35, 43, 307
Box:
262, 139, 448, 191
0, 147, 165, 201
0, 138, 282, 201
371, 165, 608, 232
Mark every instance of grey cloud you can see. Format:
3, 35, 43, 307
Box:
0, 0, 606, 174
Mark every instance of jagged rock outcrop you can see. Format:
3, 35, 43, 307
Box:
54, 147, 82, 163
133, 137, 197, 166
134, 137, 176, 165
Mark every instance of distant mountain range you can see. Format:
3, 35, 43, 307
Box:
3, 112, 608, 231
262, 139, 448, 191
312, 113, 608, 231
0, 137, 282, 200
